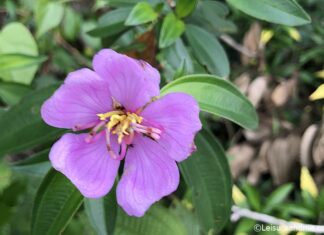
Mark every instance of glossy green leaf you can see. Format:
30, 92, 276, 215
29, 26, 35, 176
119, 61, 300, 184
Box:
115, 205, 187, 235
85, 186, 117, 235
263, 183, 293, 213
227, 0, 311, 26
32, 170, 83, 235
125, 2, 158, 26
0, 85, 64, 157
0, 54, 46, 72
0, 82, 31, 105
36, 2, 64, 38
171, 201, 200, 235
192, 1, 237, 34
175, 0, 197, 18
88, 8, 131, 38
159, 13, 185, 48
179, 129, 232, 233
0, 22, 39, 85
161, 74, 258, 130
185, 25, 229, 77
159, 38, 193, 81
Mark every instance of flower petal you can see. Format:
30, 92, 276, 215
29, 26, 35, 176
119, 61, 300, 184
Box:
117, 136, 179, 216
93, 49, 160, 111
141, 93, 202, 162
49, 133, 120, 198
41, 68, 112, 130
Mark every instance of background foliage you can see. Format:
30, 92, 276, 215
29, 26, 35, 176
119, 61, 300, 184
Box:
0, 0, 322, 234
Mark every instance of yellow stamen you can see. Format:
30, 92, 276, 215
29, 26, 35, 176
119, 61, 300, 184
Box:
97, 110, 148, 144
97, 110, 124, 121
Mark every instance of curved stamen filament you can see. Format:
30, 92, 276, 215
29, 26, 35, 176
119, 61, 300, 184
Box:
132, 123, 161, 140
96, 110, 162, 159
85, 121, 106, 143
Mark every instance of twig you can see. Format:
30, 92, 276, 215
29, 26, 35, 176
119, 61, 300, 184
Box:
231, 206, 324, 233
54, 33, 91, 67
220, 34, 257, 58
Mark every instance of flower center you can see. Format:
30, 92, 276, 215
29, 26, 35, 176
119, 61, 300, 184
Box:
97, 111, 143, 144
87, 109, 162, 160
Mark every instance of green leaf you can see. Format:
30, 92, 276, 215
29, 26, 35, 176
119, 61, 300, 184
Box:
234, 218, 255, 234
179, 129, 232, 233
0, 161, 11, 192
241, 180, 261, 211
0, 85, 64, 157
281, 204, 316, 219
0, 82, 31, 105
36, 2, 65, 38
11, 149, 51, 176
0, 54, 46, 72
125, 2, 158, 26
85, 186, 117, 235
317, 189, 324, 212
115, 205, 187, 235
32, 170, 83, 235
171, 201, 200, 235
159, 38, 193, 81
88, 8, 131, 38
0, 22, 39, 85
175, 0, 197, 18
161, 74, 258, 130
159, 13, 185, 48
263, 183, 293, 213
185, 25, 229, 77
227, 0, 311, 26
192, 1, 237, 34
61, 6, 81, 41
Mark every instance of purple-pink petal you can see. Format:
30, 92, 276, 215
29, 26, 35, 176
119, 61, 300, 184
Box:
49, 133, 120, 198
93, 49, 160, 112
141, 93, 202, 162
117, 135, 179, 216
41, 68, 112, 130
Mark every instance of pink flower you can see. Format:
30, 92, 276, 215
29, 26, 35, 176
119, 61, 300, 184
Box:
41, 49, 201, 216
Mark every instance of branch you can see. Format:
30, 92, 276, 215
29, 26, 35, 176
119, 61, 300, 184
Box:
54, 33, 91, 67
220, 34, 257, 58
231, 206, 324, 233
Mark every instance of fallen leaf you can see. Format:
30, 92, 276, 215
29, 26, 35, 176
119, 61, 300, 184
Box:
271, 78, 297, 107
267, 135, 301, 185
247, 76, 268, 107
241, 23, 261, 65
300, 124, 318, 168
234, 73, 251, 95
227, 144, 255, 179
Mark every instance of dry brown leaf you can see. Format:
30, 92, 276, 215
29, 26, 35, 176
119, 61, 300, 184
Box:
234, 73, 251, 95
247, 140, 271, 185
300, 124, 318, 168
267, 135, 301, 185
241, 23, 261, 65
124, 30, 157, 67
227, 144, 256, 179
313, 124, 324, 167
243, 116, 272, 143
247, 76, 268, 108
271, 78, 297, 107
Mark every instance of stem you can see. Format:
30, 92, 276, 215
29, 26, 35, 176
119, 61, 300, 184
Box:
231, 206, 324, 233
